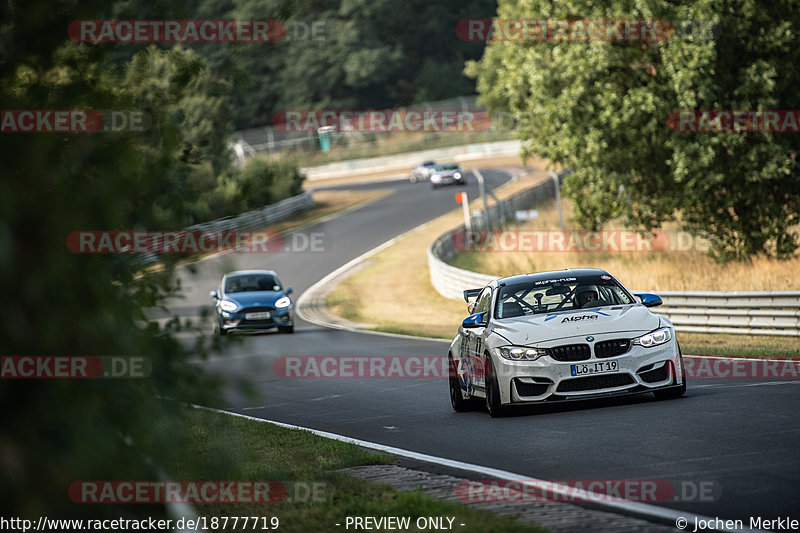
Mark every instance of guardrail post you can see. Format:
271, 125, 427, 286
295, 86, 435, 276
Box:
548, 170, 565, 231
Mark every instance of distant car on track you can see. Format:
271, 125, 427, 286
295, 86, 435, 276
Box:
410, 160, 437, 182
429, 163, 466, 188
449, 268, 686, 417
211, 270, 294, 335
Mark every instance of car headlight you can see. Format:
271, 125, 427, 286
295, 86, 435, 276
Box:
220, 300, 238, 312
454, 172, 462, 179
633, 327, 672, 348
275, 296, 291, 309
497, 346, 549, 361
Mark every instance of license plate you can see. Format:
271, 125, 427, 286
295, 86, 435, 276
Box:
245, 312, 271, 320
570, 360, 618, 376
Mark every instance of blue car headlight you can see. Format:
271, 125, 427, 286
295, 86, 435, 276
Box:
633, 327, 672, 348
220, 300, 238, 312
275, 296, 291, 309
496, 346, 548, 361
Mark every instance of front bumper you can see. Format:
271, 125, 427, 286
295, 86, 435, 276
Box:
218, 307, 293, 332
492, 338, 683, 405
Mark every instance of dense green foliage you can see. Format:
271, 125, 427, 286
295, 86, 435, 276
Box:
468, 0, 800, 260
188, 0, 497, 129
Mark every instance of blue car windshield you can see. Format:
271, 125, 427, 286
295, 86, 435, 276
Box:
225, 274, 281, 293
495, 275, 634, 319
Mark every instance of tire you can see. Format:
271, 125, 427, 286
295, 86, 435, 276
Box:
449, 356, 480, 412
654, 351, 686, 400
484, 355, 507, 417
213, 319, 227, 336
278, 325, 294, 334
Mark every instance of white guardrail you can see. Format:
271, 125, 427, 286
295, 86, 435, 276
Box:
427, 177, 800, 337
301, 140, 521, 181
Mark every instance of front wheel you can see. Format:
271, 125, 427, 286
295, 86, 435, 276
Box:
484, 355, 507, 417
449, 356, 480, 412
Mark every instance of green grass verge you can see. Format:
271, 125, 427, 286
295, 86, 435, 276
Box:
168, 407, 547, 533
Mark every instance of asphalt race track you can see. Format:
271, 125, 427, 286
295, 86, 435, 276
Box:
163, 168, 800, 526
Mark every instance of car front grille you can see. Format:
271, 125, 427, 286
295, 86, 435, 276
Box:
639, 363, 670, 383
240, 306, 276, 314
548, 344, 591, 362
556, 373, 635, 393
594, 339, 631, 358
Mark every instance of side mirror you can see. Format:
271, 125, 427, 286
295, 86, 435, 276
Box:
462, 311, 487, 329
210, 290, 218, 299
635, 293, 663, 308
285, 287, 294, 295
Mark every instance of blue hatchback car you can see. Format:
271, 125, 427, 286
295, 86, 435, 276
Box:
211, 270, 294, 335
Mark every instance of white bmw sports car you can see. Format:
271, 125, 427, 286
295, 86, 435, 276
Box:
448, 268, 686, 417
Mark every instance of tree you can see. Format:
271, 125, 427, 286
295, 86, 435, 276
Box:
467, 0, 800, 260
190, 0, 498, 129
0, 1, 230, 519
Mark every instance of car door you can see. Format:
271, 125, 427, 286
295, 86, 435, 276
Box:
461, 286, 492, 395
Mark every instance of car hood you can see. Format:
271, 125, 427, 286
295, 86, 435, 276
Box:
491, 304, 661, 345
226, 291, 285, 307
433, 170, 459, 176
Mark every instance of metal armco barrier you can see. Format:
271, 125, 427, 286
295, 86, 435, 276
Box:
185, 191, 314, 232
427, 175, 800, 337
131, 191, 315, 266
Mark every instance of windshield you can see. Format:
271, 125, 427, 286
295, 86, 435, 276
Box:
225, 274, 281, 293
435, 163, 460, 171
494, 275, 635, 319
